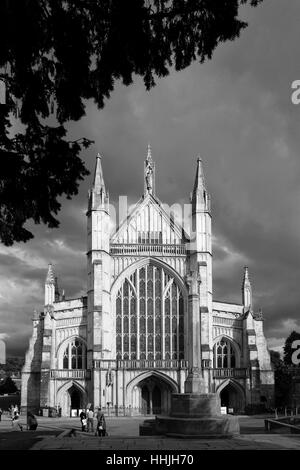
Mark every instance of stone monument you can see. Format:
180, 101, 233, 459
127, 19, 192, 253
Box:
154, 264, 240, 437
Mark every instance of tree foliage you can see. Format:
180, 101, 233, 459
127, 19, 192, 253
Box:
0, 0, 263, 245
283, 330, 300, 366
270, 350, 292, 408
0, 356, 25, 374
270, 331, 300, 408
0, 376, 18, 394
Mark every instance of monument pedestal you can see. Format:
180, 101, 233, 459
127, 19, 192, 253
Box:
155, 393, 240, 438
143, 261, 240, 438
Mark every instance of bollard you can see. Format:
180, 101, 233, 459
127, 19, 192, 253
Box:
265, 420, 269, 431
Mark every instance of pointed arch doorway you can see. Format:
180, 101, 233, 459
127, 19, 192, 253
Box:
218, 381, 245, 414
140, 378, 163, 415
69, 386, 82, 410
68, 384, 84, 416
141, 386, 150, 414
152, 386, 162, 414
131, 373, 177, 415
57, 382, 87, 417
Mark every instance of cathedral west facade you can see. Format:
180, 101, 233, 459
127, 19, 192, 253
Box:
21, 148, 274, 416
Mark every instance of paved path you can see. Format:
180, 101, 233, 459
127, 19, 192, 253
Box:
0, 414, 144, 435
30, 434, 300, 450
1, 414, 299, 450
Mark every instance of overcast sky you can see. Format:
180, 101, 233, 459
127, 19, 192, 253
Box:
1, 0, 300, 357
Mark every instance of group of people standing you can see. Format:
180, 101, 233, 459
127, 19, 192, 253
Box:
0, 404, 38, 431
79, 407, 107, 436
9, 404, 23, 431
9, 404, 19, 417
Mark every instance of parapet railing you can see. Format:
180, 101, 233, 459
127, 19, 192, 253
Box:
210, 368, 249, 379
110, 243, 186, 256
93, 359, 189, 370
49, 365, 248, 379
50, 369, 91, 380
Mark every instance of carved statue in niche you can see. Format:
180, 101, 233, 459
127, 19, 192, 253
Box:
186, 263, 201, 295
145, 160, 153, 192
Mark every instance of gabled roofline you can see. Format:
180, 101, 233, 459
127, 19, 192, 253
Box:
111, 192, 190, 242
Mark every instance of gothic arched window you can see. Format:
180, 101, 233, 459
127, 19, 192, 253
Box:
62, 338, 87, 369
213, 338, 236, 368
115, 264, 185, 361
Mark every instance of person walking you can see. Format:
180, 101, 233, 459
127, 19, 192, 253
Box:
87, 408, 94, 433
79, 409, 87, 432
96, 408, 106, 437
27, 412, 38, 430
9, 405, 14, 425
12, 411, 23, 431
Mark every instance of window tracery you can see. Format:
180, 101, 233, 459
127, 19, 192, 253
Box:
116, 264, 184, 361
62, 338, 87, 369
213, 338, 236, 368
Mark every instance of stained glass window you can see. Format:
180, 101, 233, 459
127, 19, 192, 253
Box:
124, 334, 129, 353
148, 335, 153, 351
124, 316, 129, 334
172, 316, 177, 334
124, 297, 129, 315
155, 335, 161, 355
140, 280, 146, 297
148, 298, 153, 316
147, 316, 153, 333
115, 263, 185, 360
165, 334, 170, 352
131, 336, 137, 353
116, 316, 122, 333
213, 339, 236, 368
147, 280, 153, 297
62, 339, 86, 369
140, 315, 146, 334
140, 334, 146, 353
116, 335, 122, 353
63, 349, 68, 369
131, 316, 136, 332
130, 297, 136, 317
140, 298, 146, 316
172, 334, 177, 354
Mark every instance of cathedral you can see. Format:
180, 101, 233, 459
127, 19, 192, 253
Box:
21, 147, 274, 417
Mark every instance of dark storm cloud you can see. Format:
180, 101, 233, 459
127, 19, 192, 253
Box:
1, 0, 300, 356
